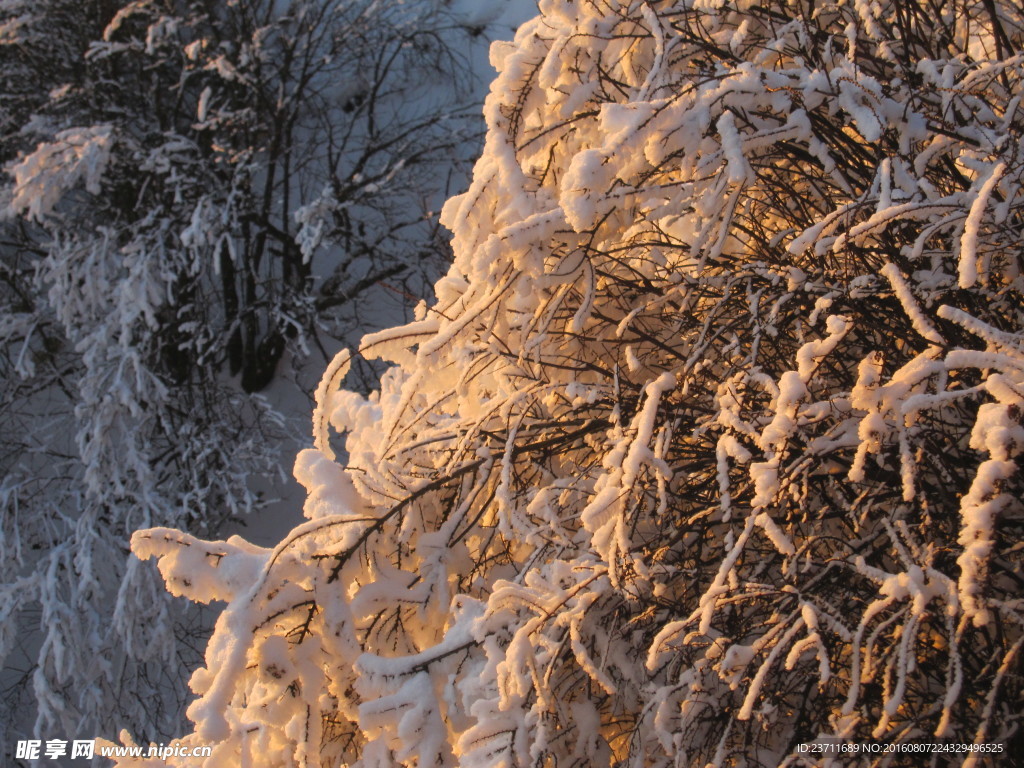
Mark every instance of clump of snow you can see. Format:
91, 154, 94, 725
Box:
7, 125, 114, 220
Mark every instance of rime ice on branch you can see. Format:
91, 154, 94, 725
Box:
127, 1, 1023, 766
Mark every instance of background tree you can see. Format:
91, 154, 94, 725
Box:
114, 0, 1024, 766
1, 0, 487, 751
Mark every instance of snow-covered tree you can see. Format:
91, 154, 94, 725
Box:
1, 0, 485, 750
125, 0, 1022, 765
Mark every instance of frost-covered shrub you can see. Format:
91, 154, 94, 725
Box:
127, 1, 1023, 765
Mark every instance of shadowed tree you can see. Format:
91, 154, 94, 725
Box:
0, 0, 486, 749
